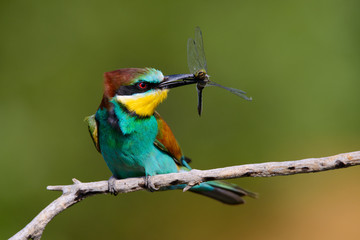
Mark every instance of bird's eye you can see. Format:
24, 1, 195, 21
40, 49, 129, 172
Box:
137, 82, 148, 90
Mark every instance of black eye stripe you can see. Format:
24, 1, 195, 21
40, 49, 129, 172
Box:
116, 82, 159, 96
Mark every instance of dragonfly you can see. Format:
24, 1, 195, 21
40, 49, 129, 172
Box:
187, 26, 252, 115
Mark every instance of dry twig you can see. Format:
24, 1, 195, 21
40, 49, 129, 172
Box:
9, 151, 360, 240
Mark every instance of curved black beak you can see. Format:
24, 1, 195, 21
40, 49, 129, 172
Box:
158, 74, 197, 89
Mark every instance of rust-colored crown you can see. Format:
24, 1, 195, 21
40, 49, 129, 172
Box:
103, 68, 148, 98
99, 68, 148, 109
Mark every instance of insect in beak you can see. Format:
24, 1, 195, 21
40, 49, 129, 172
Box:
187, 27, 252, 116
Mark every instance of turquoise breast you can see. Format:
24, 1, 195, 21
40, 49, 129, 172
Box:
96, 102, 177, 179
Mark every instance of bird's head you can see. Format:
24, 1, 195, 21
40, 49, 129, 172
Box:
101, 68, 196, 117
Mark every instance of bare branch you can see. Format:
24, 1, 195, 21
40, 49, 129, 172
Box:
10, 151, 360, 240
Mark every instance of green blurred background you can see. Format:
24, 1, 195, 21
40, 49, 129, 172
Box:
1, 0, 360, 239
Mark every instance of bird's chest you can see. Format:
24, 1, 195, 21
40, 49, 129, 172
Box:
101, 119, 157, 155
97, 109, 158, 178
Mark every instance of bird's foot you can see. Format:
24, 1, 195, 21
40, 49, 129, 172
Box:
144, 176, 159, 192
108, 176, 118, 196
183, 170, 202, 192
183, 180, 201, 192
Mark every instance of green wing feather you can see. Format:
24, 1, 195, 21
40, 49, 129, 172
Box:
85, 114, 101, 153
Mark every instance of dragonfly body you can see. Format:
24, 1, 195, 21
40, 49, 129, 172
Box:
194, 69, 209, 115
195, 69, 207, 81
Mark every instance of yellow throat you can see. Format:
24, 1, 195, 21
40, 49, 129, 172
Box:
116, 89, 169, 117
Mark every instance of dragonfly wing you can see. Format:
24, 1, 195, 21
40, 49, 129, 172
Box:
187, 38, 202, 74
187, 27, 208, 74
208, 81, 252, 101
194, 26, 207, 72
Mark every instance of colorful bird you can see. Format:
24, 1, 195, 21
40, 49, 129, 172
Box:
86, 67, 256, 204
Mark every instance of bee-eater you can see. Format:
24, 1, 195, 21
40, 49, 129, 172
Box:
86, 67, 255, 204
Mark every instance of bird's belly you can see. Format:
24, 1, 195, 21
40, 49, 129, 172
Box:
101, 137, 178, 179
97, 110, 178, 179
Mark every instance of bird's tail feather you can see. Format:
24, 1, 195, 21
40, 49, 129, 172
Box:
190, 180, 257, 205
178, 162, 256, 205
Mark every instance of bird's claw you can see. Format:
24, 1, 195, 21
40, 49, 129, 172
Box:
183, 180, 201, 192
144, 176, 159, 192
108, 176, 118, 196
